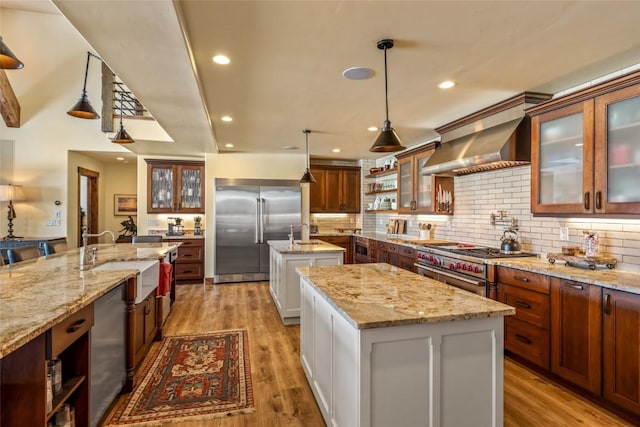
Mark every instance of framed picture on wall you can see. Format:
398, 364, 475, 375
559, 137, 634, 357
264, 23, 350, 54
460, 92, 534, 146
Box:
114, 194, 137, 216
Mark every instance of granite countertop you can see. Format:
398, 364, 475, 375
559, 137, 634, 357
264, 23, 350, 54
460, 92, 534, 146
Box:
0, 242, 179, 357
268, 239, 346, 254
161, 233, 204, 240
296, 263, 515, 330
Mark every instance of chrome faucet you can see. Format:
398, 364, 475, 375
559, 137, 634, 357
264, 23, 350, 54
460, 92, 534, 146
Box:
289, 223, 309, 245
80, 227, 115, 270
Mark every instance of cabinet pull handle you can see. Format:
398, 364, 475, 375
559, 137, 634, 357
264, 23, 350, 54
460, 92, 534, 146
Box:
144, 306, 150, 315
603, 293, 611, 315
66, 318, 86, 333
514, 276, 530, 283
183, 254, 192, 257
595, 191, 602, 210
584, 191, 590, 210
514, 300, 531, 309
515, 334, 532, 344
562, 282, 583, 290
183, 270, 192, 273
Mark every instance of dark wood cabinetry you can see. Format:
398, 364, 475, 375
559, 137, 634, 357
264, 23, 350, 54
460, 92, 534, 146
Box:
146, 160, 205, 213
317, 235, 353, 264
550, 277, 602, 394
164, 238, 205, 283
529, 71, 640, 215
310, 165, 361, 213
603, 289, 640, 417
497, 267, 551, 369
134, 290, 157, 367
373, 240, 415, 272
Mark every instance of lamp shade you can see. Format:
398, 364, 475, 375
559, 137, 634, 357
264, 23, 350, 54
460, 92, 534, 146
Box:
0, 184, 25, 202
300, 168, 316, 184
67, 95, 100, 119
0, 38, 24, 70
111, 127, 135, 144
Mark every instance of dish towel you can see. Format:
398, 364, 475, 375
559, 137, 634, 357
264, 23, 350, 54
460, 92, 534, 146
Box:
157, 262, 172, 297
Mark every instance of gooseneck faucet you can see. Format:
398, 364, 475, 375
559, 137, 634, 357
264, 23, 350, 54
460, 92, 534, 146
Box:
80, 226, 115, 270
289, 223, 309, 246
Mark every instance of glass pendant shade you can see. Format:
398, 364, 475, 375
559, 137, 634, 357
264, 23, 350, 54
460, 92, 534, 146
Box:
67, 52, 100, 119
0, 38, 24, 69
300, 129, 316, 183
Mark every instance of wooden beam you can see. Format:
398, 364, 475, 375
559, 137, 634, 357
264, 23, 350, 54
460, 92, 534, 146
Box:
101, 62, 114, 133
0, 69, 20, 128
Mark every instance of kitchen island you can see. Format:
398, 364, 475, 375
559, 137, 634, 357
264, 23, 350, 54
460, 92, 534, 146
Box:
297, 263, 515, 427
268, 239, 344, 324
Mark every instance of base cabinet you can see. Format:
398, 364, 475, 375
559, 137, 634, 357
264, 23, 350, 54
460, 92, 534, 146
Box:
300, 276, 506, 427
317, 235, 353, 264
134, 290, 158, 367
164, 238, 204, 283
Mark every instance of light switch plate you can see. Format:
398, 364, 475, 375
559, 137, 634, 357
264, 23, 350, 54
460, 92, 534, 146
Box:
559, 226, 569, 241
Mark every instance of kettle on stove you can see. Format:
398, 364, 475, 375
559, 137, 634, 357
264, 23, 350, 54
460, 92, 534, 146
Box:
500, 229, 521, 254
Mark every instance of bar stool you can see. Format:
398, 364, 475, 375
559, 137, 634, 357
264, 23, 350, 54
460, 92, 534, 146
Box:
7, 245, 41, 264
43, 239, 68, 255
131, 235, 163, 243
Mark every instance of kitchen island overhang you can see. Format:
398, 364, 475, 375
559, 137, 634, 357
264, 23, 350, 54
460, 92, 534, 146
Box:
297, 263, 515, 427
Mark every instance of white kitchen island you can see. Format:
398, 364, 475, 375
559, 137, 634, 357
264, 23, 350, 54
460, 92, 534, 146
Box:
297, 263, 515, 427
268, 240, 345, 324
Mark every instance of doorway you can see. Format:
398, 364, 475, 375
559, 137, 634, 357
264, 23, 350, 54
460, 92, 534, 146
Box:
78, 167, 99, 246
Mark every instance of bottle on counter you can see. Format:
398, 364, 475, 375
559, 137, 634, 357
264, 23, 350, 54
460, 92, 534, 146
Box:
583, 230, 599, 257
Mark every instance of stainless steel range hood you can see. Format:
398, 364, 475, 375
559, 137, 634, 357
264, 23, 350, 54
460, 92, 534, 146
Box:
422, 92, 551, 176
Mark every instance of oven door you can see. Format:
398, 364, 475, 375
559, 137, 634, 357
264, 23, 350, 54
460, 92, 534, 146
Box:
416, 264, 487, 297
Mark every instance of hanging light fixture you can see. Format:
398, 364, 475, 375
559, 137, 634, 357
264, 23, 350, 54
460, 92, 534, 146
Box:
0, 37, 24, 69
112, 92, 135, 144
369, 39, 405, 152
67, 52, 101, 119
299, 129, 316, 183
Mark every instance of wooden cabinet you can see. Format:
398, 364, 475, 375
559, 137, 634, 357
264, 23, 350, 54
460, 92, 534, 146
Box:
603, 289, 640, 417
309, 165, 361, 213
165, 238, 205, 283
372, 240, 415, 272
497, 267, 551, 369
530, 71, 640, 214
134, 290, 157, 367
146, 160, 205, 213
397, 245, 416, 273
396, 143, 454, 214
317, 235, 353, 264
550, 278, 602, 394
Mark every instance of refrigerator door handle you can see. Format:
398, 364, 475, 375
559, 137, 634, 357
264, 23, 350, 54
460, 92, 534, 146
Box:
260, 198, 266, 243
255, 197, 261, 244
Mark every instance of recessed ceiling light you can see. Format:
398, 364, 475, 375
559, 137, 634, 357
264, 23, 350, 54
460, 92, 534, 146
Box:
225, 143, 234, 148
332, 148, 341, 153
438, 80, 456, 89
343, 66, 374, 80
221, 116, 233, 122
213, 55, 230, 65
368, 126, 378, 132
284, 146, 299, 150
116, 157, 124, 161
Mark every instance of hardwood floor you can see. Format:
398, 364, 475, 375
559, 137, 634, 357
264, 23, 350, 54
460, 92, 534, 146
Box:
105, 282, 633, 426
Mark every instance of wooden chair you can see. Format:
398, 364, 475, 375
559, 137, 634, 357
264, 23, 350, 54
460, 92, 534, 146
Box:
43, 239, 68, 255
131, 235, 163, 243
7, 246, 41, 264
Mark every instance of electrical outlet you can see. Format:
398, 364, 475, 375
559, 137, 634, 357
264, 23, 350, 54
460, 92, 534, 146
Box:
47, 219, 61, 226
147, 219, 160, 226
559, 226, 569, 241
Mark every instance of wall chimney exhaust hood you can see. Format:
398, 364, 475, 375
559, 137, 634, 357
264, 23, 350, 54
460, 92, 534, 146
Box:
422, 92, 551, 176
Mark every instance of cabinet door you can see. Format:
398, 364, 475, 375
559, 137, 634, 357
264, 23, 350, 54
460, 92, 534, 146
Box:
603, 289, 640, 416
144, 293, 158, 344
340, 168, 361, 213
147, 164, 176, 213
177, 164, 204, 213
594, 84, 640, 214
413, 149, 436, 212
397, 156, 414, 213
309, 167, 326, 212
324, 169, 343, 212
551, 278, 602, 394
531, 100, 595, 214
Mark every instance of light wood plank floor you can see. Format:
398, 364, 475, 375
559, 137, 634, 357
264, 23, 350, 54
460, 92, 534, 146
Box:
105, 282, 633, 426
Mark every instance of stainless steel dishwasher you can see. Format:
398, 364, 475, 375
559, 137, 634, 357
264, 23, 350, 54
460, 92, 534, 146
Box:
91, 281, 127, 426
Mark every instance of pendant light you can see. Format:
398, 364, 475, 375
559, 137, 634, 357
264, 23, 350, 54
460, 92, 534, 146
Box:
369, 39, 405, 152
67, 52, 101, 119
299, 129, 316, 183
112, 92, 135, 144
0, 37, 24, 69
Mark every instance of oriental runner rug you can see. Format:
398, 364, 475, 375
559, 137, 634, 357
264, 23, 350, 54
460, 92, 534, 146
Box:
106, 330, 254, 426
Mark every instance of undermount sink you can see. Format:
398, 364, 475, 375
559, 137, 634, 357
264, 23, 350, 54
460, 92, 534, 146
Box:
93, 260, 159, 304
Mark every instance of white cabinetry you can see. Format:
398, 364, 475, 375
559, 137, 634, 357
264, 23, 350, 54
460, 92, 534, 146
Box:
269, 246, 343, 324
300, 276, 505, 427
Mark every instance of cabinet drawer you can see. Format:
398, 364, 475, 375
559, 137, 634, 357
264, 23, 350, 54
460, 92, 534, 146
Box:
171, 238, 204, 247
499, 284, 550, 329
175, 262, 204, 280
505, 317, 550, 370
398, 255, 415, 272
386, 243, 399, 254
50, 304, 94, 357
177, 245, 204, 262
497, 267, 550, 294
399, 246, 416, 257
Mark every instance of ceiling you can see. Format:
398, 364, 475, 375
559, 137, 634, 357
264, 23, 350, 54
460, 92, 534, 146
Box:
10, 1, 640, 160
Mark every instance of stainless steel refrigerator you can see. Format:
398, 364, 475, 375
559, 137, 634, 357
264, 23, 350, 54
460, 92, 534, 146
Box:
214, 178, 301, 283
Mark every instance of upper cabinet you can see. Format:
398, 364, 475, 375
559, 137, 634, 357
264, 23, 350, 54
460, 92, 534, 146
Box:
310, 165, 361, 213
396, 143, 453, 215
146, 160, 205, 213
530, 71, 640, 215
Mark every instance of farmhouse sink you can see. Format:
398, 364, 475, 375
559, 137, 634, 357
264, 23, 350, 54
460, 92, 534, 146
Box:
93, 260, 160, 304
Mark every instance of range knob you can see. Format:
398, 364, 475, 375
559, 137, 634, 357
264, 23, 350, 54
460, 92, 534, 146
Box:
449, 263, 455, 270
474, 266, 480, 273
456, 262, 462, 269
462, 264, 467, 271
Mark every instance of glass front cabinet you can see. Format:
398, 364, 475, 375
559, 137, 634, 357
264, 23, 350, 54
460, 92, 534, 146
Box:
146, 160, 205, 213
530, 72, 640, 215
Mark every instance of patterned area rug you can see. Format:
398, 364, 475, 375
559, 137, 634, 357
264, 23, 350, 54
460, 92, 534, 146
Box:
106, 330, 254, 426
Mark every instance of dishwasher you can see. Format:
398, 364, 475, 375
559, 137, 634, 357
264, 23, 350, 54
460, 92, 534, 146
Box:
91, 281, 127, 426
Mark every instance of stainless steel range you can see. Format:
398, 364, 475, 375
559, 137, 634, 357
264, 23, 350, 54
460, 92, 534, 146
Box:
415, 243, 537, 297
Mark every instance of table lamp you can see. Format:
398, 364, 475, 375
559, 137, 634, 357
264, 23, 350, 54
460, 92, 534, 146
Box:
0, 184, 25, 239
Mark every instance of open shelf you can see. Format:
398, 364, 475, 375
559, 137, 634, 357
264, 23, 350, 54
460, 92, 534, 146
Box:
47, 375, 86, 421
365, 167, 397, 178
365, 189, 397, 196
365, 209, 397, 213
